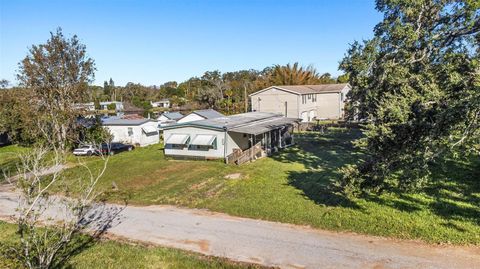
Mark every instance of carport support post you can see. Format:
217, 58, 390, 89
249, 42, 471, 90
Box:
223, 126, 228, 163
278, 129, 281, 148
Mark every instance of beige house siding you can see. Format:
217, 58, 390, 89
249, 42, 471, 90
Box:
228, 131, 250, 150
315, 93, 341, 119
298, 93, 320, 122
339, 86, 350, 118
250, 88, 299, 118
250, 85, 351, 121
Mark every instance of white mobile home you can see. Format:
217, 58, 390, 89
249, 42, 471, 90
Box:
177, 109, 224, 123
157, 111, 184, 128
100, 101, 124, 111
163, 112, 297, 162
73, 102, 95, 111
103, 118, 159, 147
249, 83, 351, 122
151, 99, 170, 108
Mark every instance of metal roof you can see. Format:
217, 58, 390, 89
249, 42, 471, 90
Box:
229, 117, 298, 135
161, 112, 184, 120
100, 101, 123, 105
250, 83, 350, 96
192, 109, 224, 119
102, 118, 152, 126
164, 112, 298, 134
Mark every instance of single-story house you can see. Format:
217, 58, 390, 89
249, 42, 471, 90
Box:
157, 111, 184, 128
151, 99, 170, 108
73, 102, 95, 111
177, 109, 224, 123
102, 118, 159, 147
249, 83, 351, 122
163, 112, 298, 162
100, 101, 124, 111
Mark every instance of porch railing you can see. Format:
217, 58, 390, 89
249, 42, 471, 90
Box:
226, 142, 263, 165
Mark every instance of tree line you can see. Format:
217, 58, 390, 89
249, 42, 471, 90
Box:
72, 63, 346, 114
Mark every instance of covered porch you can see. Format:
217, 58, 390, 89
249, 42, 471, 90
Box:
226, 120, 296, 164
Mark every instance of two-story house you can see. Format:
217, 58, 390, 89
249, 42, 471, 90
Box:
249, 83, 351, 122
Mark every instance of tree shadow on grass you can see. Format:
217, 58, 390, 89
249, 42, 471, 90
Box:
424, 158, 480, 226
272, 129, 364, 210
362, 194, 423, 213
273, 129, 480, 227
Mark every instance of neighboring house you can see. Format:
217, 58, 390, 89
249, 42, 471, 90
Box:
102, 118, 159, 147
100, 101, 124, 111
249, 83, 351, 122
163, 112, 297, 161
73, 102, 95, 111
151, 99, 170, 108
177, 109, 224, 123
157, 111, 184, 128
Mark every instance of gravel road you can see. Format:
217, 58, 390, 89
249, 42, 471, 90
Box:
0, 190, 478, 269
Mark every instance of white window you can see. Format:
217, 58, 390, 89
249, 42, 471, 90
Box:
128, 127, 133, 137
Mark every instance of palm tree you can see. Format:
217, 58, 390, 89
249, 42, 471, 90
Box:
269, 62, 321, 85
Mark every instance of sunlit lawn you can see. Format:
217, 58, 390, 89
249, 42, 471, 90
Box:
0, 145, 30, 181
12, 128, 480, 244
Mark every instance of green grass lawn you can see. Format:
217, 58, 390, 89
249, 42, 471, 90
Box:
0, 145, 30, 182
16, 128, 480, 244
0, 222, 261, 269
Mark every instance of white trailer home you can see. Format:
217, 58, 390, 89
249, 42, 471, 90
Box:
157, 111, 184, 128
177, 109, 224, 123
163, 112, 298, 162
151, 99, 170, 108
100, 101, 124, 111
249, 83, 351, 122
103, 118, 159, 147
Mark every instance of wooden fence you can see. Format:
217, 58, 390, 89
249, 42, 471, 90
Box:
226, 142, 263, 165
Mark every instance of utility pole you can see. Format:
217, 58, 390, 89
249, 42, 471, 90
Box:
244, 84, 248, 113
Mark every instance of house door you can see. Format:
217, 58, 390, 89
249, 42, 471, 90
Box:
309, 110, 316, 122
301, 111, 308, 122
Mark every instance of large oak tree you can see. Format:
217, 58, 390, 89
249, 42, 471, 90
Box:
339, 0, 480, 194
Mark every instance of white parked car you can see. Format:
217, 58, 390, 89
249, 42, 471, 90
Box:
73, 144, 97, 156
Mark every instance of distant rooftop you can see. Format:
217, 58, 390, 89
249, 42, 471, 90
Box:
99, 101, 123, 105
102, 117, 151, 126
153, 99, 170, 103
192, 109, 224, 119
250, 83, 350, 95
161, 111, 184, 120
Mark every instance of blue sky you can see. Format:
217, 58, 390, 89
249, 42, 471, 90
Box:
0, 0, 382, 86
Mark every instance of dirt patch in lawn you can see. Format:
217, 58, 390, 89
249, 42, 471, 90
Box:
121, 162, 200, 190
224, 173, 242, 180
189, 179, 213, 191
